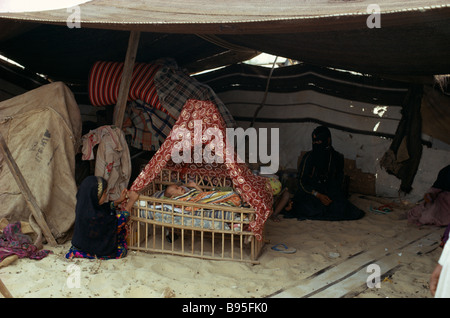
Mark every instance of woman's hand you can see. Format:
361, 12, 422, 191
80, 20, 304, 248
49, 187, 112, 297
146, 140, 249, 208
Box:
114, 189, 139, 211
316, 192, 332, 206
113, 189, 128, 207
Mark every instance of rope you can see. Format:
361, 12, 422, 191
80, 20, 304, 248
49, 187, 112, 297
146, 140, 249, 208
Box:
250, 55, 278, 127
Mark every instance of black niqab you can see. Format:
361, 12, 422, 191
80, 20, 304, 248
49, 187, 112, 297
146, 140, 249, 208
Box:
311, 126, 333, 181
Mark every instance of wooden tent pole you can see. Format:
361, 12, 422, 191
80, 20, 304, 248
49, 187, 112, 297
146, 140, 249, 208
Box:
0, 278, 13, 298
113, 30, 141, 128
0, 132, 57, 247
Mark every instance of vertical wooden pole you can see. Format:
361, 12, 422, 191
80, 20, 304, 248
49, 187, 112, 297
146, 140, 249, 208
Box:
0, 132, 57, 247
113, 30, 141, 128
0, 278, 13, 298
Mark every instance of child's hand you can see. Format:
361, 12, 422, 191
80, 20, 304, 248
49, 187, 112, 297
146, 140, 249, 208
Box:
113, 189, 129, 208
186, 181, 203, 192
119, 189, 128, 202
124, 190, 139, 212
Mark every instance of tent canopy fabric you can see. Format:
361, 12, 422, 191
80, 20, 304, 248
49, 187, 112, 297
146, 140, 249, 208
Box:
0, 0, 449, 85
0, 0, 448, 33
0, 23, 258, 84
130, 99, 273, 240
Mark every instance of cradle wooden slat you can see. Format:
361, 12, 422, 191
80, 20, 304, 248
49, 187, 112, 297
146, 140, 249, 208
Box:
128, 169, 265, 263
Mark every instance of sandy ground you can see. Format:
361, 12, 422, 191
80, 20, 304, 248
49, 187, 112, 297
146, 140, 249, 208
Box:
0, 194, 444, 299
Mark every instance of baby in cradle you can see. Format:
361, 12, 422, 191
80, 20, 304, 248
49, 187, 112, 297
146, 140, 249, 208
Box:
163, 182, 242, 207
164, 181, 203, 198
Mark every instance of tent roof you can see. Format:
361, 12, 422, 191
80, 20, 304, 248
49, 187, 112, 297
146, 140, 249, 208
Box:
0, 1, 448, 33
0, 23, 258, 83
0, 1, 449, 84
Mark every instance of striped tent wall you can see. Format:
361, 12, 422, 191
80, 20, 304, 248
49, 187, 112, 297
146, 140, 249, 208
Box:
196, 64, 450, 200
196, 63, 409, 169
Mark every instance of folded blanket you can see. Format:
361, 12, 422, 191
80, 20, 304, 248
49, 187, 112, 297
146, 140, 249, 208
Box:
123, 100, 175, 151
154, 59, 236, 128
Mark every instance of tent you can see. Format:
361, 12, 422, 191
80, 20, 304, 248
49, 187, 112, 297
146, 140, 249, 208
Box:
0, 1, 449, 237
0, 82, 82, 243
130, 99, 273, 240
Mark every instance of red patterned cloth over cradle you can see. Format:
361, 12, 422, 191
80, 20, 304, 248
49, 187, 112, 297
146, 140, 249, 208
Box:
130, 99, 273, 240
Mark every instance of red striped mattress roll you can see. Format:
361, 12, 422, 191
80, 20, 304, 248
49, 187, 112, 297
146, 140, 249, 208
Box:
88, 61, 163, 112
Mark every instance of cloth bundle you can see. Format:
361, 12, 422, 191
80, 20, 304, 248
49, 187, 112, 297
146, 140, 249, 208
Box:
0, 222, 52, 262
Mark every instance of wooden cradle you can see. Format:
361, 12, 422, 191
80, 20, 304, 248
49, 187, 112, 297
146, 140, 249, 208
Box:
128, 169, 265, 263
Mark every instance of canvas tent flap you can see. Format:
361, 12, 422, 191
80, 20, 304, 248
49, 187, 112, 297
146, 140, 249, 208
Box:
0, 82, 82, 242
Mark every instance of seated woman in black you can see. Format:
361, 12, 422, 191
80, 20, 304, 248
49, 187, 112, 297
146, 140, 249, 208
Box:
284, 126, 364, 221
66, 176, 139, 259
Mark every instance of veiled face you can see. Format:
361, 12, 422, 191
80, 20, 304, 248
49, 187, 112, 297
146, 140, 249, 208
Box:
312, 126, 331, 151
312, 137, 330, 146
